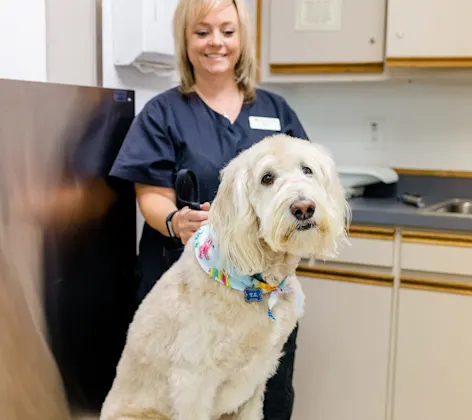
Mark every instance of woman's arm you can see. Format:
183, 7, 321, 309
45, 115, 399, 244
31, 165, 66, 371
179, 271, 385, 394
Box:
135, 183, 177, 237
135, 183, 209, 243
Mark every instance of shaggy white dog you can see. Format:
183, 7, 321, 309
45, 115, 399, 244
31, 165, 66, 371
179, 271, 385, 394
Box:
100, 134, 350, 420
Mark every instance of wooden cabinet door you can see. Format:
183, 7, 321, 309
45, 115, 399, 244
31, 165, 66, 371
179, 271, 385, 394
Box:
393, 286, 472, 420
268, 0, 387, 73
293, 275, 392, 420
387, 0, 472, 60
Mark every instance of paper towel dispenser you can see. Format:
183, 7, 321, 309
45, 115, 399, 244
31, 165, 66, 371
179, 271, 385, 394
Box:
112, 0, 179, 72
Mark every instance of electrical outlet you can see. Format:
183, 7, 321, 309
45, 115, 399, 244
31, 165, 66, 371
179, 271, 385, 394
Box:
364, 117, 384, 150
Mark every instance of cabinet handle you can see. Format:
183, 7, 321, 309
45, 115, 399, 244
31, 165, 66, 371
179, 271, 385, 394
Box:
401, 276, 472, 296
348, 225, 395, 240
297, 265, 393, 287
402, 231, 472, 248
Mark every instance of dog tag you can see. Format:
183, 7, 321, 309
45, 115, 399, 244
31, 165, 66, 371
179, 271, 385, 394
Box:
249, 116, 281, 131
244, 287, 263, 303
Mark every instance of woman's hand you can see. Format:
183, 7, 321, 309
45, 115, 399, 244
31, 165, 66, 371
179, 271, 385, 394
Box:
134, 183, 210, 243
173, 202, 210, 244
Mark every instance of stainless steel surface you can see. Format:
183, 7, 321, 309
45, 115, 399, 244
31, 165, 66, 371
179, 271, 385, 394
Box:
422, 198, 472, 216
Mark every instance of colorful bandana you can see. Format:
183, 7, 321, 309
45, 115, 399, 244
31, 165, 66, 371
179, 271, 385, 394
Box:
194, 224, 303, 321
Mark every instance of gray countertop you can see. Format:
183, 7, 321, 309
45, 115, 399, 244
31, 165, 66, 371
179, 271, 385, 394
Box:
349, 196, 472, 232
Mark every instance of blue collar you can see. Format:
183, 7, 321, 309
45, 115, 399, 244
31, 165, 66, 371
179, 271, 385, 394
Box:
194, 224, 303, 320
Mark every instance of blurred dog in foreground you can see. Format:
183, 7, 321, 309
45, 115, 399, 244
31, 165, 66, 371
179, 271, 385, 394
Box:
0, 255, 70, 419
0, 89, 116, 419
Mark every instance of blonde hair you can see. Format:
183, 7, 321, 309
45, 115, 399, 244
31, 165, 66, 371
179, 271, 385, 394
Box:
173, 0, 257, 103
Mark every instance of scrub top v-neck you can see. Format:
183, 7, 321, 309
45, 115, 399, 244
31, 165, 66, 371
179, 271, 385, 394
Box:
109, 86, 309, 299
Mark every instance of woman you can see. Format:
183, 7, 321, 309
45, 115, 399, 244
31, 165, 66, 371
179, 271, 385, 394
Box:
109, 0, 309, 418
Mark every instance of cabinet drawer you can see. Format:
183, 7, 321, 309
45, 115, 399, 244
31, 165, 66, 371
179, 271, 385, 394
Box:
327, 225, 395, 268
333, 237, 394, 267
401, 231, 472, 277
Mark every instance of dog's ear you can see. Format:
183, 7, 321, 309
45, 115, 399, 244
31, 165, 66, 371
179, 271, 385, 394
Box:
328, 161, 351, 237
316, 146, 351, 257
209, 159, 264, 275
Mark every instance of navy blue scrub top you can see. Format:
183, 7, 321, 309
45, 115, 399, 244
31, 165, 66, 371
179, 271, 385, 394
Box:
109, 86, 309, 300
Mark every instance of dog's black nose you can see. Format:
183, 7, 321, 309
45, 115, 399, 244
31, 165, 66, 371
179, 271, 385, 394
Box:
290, 200, 316, 221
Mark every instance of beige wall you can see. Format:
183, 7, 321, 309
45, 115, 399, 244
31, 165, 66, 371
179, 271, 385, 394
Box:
46, 0, 98, 86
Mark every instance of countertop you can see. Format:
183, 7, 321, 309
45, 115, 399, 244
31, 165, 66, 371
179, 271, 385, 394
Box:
349, 196, 472, 232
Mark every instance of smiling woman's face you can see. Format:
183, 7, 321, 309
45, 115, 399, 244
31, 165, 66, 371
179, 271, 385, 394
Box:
186, 1, 241, 78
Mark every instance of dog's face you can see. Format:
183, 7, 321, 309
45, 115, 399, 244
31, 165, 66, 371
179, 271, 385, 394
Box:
210, 134, 350, 275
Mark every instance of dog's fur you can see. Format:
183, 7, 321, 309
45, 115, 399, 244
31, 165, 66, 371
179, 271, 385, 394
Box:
100, 134, 350, 420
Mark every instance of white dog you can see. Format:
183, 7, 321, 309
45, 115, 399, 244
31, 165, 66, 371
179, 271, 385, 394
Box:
100, 134, 350, 420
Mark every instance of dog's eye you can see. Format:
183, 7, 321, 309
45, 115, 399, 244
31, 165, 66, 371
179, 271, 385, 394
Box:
261, 172, 275, 185
302, 166, 313, 175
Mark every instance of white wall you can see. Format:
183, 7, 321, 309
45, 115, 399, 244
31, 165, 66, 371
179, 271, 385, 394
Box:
0, 0, 48, 82
0, 0, 97, 86
279, 81, 472, 171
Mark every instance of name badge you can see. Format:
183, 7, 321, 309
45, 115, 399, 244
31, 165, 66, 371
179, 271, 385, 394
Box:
249, 116, 281, 131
